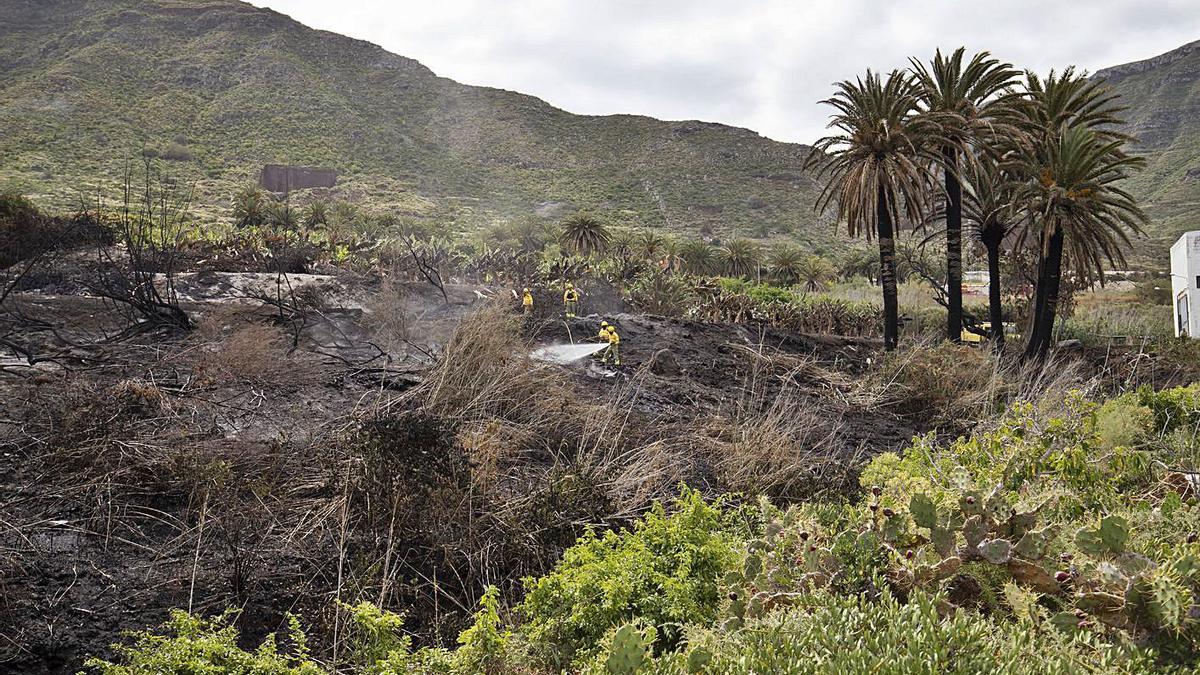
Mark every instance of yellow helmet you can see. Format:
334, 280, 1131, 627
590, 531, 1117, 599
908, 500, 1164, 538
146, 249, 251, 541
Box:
523, 287, 530, 292
600, 321, 609, 328
605, 325, 615, 332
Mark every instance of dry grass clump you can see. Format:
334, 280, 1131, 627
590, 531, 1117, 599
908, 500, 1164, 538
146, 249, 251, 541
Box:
188, 308, 313, 388
332, 306, 695, 639
361, 277, 411, 351
416, 303, 565, 424
699, 387, 861, 502
866, 340, 1095, 428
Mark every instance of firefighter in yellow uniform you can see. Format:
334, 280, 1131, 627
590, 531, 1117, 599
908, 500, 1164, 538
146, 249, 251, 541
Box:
563, 282, 580, 318
602, 324, 621, 366
522, 287, 534, 314
592, 321, 610, 363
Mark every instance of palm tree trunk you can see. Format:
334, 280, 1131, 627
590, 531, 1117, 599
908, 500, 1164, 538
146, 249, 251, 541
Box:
1023, 223, 1064, 361
877, 184, 899, 350
981, 220, 1005, 351
943, 147, 963, 343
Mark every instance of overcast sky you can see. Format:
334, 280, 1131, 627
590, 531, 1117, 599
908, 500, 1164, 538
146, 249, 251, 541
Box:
252, 0, 1199, 144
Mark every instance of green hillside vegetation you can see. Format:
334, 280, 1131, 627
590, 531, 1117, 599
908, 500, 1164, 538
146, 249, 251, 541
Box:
0, 0, 830, 246
1096, 40, 1200, 265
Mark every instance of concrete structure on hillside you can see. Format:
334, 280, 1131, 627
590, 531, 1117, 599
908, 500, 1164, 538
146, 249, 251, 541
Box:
259, 164, 337, 194
1170, 231, 1200, 338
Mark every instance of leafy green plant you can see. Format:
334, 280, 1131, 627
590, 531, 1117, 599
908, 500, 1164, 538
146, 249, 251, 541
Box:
83, 610, 322, 674
517, 489, 741, 668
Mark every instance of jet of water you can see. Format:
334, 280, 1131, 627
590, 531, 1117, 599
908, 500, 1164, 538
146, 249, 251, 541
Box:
530, 342, 609, 364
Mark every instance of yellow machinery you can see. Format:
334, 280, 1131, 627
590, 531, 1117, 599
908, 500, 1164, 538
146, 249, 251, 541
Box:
960, 322, 1020, 345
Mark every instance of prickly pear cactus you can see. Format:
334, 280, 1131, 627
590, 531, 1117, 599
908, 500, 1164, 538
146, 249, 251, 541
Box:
686, 647, 712, 673
605, 624, 650, 675
1077, 515, 1130, 556
1014, 527, 1051, 560
978, 538, 1013, 564
910, 494, 937, 530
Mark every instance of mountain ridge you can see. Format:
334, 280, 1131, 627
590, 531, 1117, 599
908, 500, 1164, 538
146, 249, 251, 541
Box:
0, 0, 828, 247
0, 0, 1195, 262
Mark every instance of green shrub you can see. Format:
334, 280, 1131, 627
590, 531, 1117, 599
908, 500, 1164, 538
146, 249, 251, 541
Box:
647, 590, 1162, 674
83, 610, 322, 674
517, 488, 741, 668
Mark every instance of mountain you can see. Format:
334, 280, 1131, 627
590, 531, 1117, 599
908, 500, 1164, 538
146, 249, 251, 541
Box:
1095, 40, 1200, 265
1, 1, 1194, 264
0, 0, 831, 247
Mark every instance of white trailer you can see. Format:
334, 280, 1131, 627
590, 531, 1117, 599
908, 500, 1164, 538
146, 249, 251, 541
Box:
1170, 231, 1200, 338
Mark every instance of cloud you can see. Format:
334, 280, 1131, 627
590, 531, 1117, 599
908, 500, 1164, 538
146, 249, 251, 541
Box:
252, 0, 1200, 143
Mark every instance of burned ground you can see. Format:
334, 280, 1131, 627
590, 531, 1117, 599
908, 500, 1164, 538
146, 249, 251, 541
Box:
0, 263, 1185, 673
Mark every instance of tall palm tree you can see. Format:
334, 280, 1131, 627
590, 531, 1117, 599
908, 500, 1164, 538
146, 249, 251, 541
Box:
962, 155, 1023, 349
768, 244, 805, 285
808, 70, 944, 350
559, 213, 610, 258
910, 48, 1019, 342
680, 239, 719, 275
722, 239, 761, 279
1014, 126, 1145, 360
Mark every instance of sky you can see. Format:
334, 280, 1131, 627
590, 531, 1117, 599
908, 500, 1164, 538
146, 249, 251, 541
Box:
252, 0, 1200, 145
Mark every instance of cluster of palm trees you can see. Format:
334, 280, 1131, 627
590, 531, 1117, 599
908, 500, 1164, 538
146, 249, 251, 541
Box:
231, 186, 366, 247
809, 48, 1146, 358
556, 213, 834, 290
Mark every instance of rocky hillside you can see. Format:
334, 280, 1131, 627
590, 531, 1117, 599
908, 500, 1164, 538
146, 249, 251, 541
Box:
1096, 40, 1200, 264
0, 0, 829, 246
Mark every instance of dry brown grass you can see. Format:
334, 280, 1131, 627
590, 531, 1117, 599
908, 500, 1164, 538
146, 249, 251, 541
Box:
865, 339, 1095, 427
361, 277, 411, 351
188, 309, 311, 388
701, 386, 863, 501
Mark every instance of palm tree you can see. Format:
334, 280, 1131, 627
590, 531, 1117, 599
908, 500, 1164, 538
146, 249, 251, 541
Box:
768, 244, 805, 285
231, 185, 267, 228
962, 156, 1023, 349
808, 70, 944, 349
910, 48, 1019, 342
797, 255, 835, 293
559, 213, 610, 257
1017, 70, 1147, 360
265, 200, 298, 232
513, 216, 550, 253
722, 239, 761, 279
607, 227, 636, 262
303, 199, 328, 229
680, 239, 719, 275
637, 230, 665, 262
659, 236, 682, 271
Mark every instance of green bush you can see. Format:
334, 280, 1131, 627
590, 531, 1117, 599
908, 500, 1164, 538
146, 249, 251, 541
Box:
84, 610, 322, 674
517, 488, 741, 668
646, 589, 1161, 674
